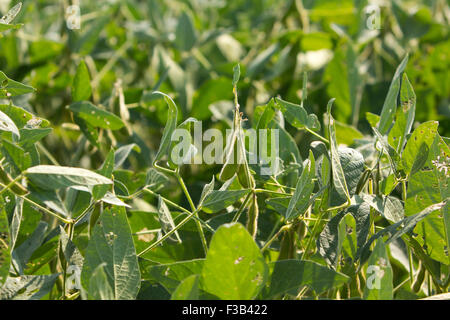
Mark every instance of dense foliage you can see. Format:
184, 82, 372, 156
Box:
0, 0, 448, 300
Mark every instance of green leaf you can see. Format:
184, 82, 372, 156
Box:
0, 104, 49, 129
406, 166, 449, 265
363, 239, 393, 300
114, 143, 140, 169
202, 223, 268, 299
93, 149, 115, 200
1, 139, 32, 172
140, 259, 204, 292
0, 3, 22, 24
355, 194, 404, 223
317, 210, 346, 268
378, 55, 408, 134
0, 109, 19, 137
328, 99, 350, 204
18, 128, 52, 149
0, 202, 11, 286
88, 263, 115, 300
201, 189, 250, 214
69, 101, 125, 130
72, 60, 92, 102
26, 165, 112, 191
330, 147, 364, 206
335, 120, 364, 146
285, 151, 315, 220
0, 71, 35, 98
0, 22, 21, 32
81, 206, 141, 300
401, 121, 438, 176
157, 196, 181, 243
152, 92, 178, 164
11, 221, 48, 274
274, 97, 321, 131
171, 274, 199, 300
265, 260, 349, 298
59, 226, 84, 270
198, 176, 215, 208
175, 11, 197, 51
0, 274, 59, 300
388, 73, 416, 153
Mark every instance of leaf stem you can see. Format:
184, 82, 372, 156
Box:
137, 208, 200, 257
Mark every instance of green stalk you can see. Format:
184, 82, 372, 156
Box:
175, 170, 208, 255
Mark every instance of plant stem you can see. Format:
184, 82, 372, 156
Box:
175, 170, 208, 255
232, 191, 252, 222
0, 173, 23, 196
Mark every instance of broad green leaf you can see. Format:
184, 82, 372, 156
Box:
72, 60, 92, 102
69, 101, 125, 130
81, 206, 141, 300
356, 194, 404, 223
18, 128, 52, 149
11, 221, 48, 274
0, 109, 19, 137
171, 274, 199, 300
0, 104, 49, 128
335, 120, 364, 146
401, 121, 438, 176
73, 115, 99, 147
202, 223, 268, 299
357, 202, 445, 265
175, 11, 197, 51
201, 189, 249, 213
330, 147, 364, 206
265, 260, 349, 298
274, 97, 320, 131
88, 263, 115, 300
0, 202, 11, 286
285, 151, 315, 220
328, 99, 350, 204
378, 55, 408, 134
317, 210, 346, 268
1, 139, 31, 172
363, 239, 393, 300
140, 259, 204, 292
152, 92, 178, 164
26, 165, 112, 190
0, 274, 59, 300
0, 71, 35, 98
406, 168, 449, 265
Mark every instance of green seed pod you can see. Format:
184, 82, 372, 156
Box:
296, 220, 307, 242
412, 261, 426, 293
277, 227, 296, 261
246, 193, 258, 239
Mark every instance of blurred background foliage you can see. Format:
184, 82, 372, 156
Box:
0, 0, 448, 194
